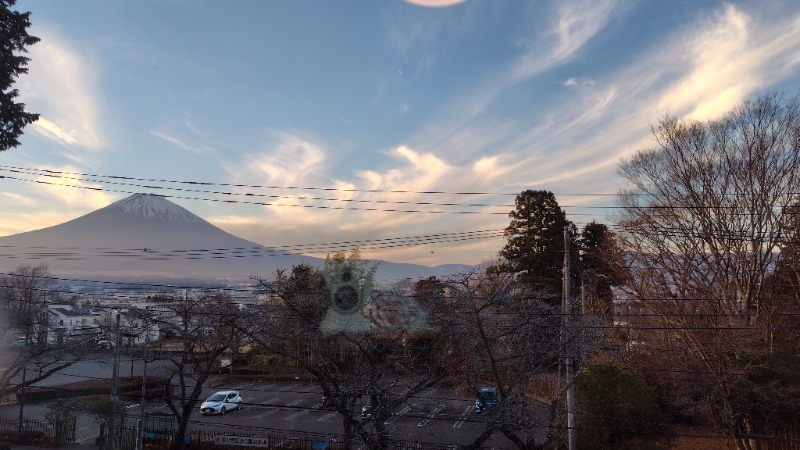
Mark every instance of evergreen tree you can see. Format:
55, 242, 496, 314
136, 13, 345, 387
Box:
498, 190, 576, 294
0, 0, 39, 151
579, 221, 628, 315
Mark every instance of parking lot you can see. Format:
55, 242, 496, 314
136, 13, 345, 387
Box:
1, 378, 541, 448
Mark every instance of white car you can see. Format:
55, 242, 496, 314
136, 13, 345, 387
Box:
199, 390, 242, 415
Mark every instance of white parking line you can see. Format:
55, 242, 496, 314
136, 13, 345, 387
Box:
251, 397, 280, 419
422, 388, 437, 397
284, 410, 309, 421
277, 383, 300, 392
260, 397, 280, 406
384, 405, 411, 424
453, 405, 473, 428
418, 404, 444, 427
317, 411, 338, 422
252, 408, 279, 419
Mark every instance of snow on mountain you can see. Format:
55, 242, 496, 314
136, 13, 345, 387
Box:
110, 193, 203, 224
0, 194, 470, 283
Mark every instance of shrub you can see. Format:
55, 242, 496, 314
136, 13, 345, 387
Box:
575, 363, 674, 449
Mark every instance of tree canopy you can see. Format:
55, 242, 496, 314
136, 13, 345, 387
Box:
616, 92, 800, 448
0, 0, 39, 151
578, 221, 628, 315
498, 190, 576, 295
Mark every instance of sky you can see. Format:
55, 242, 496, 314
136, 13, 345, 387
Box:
2, 0, 800, 267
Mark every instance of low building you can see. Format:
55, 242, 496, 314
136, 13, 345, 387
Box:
47, 304, 103, 344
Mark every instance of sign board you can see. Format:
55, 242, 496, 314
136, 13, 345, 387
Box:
213, 435, 270, 448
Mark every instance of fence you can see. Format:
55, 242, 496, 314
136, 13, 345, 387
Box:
138, 427, 478, 450
2, 416, 482, 449
0, 416, 76, 446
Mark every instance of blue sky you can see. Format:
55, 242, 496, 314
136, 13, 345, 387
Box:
3, 0, 800, 266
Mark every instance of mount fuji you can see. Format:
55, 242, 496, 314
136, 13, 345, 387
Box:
0, 194, 470, 283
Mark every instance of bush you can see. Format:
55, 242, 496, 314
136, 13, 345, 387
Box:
575, 364, 674, 450
17, 376, 169, 402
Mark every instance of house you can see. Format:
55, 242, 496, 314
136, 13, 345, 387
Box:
47, 304, 103, 345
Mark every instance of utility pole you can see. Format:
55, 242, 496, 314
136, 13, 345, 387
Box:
135, 310, 150, 450
109, 313, 121, 450
17, 350, 27, 439
563, 225, 576, 450
17, 293, 34, 438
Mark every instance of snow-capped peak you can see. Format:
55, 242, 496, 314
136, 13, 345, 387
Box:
108, 194, 203, 224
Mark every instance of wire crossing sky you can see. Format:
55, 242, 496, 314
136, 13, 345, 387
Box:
3, 0, 800, 265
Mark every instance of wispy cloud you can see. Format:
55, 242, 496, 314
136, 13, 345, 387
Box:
395, 2, 800, 242
233, 131, 328, 186
404, 0, 468, 8
563, 76, 596, 88
514, 4, 800, 190
408, 0, 624, 143
149, 130, 217, 157
222, 130, 333, 226
654, 4, 800, 121
513, 0, 622, 80
359, 145, 452, 192
21, 25, 105, 151
36, 165, 116, 210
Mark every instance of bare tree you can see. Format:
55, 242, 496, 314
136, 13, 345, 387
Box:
615, 93, 800, 449
243, 253, 453, 449
152, 291, 243, 450
0, 265, 91, 401
440, 268, 568, 449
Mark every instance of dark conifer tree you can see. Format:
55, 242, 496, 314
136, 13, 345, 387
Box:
579, 221, 628, 315
498, 190, 577, 295
0, 0, 39, 151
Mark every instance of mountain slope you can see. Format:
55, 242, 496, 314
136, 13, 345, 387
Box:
0, 194, 470, 282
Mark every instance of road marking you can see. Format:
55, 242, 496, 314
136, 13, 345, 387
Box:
125, 403, 139, 409
278, 382, 300, 392
384, 405, 411, 424
284, 410, 309, 421
317, 411, 337, 422
453, 405, 473, 428
251, 397, 280, 419
418, 404, 444, 427
252, 408, 279, 419
422, 388, 437, 397
259, 397, 280, 406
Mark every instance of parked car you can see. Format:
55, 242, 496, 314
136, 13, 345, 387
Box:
200, 390, 242, 415
96, 339, 115, 349
12, 336, 35, 346
474, 387, 497, 414
361, 400, 373, 420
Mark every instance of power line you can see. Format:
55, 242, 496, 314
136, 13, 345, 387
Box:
0, 229, 506, 261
